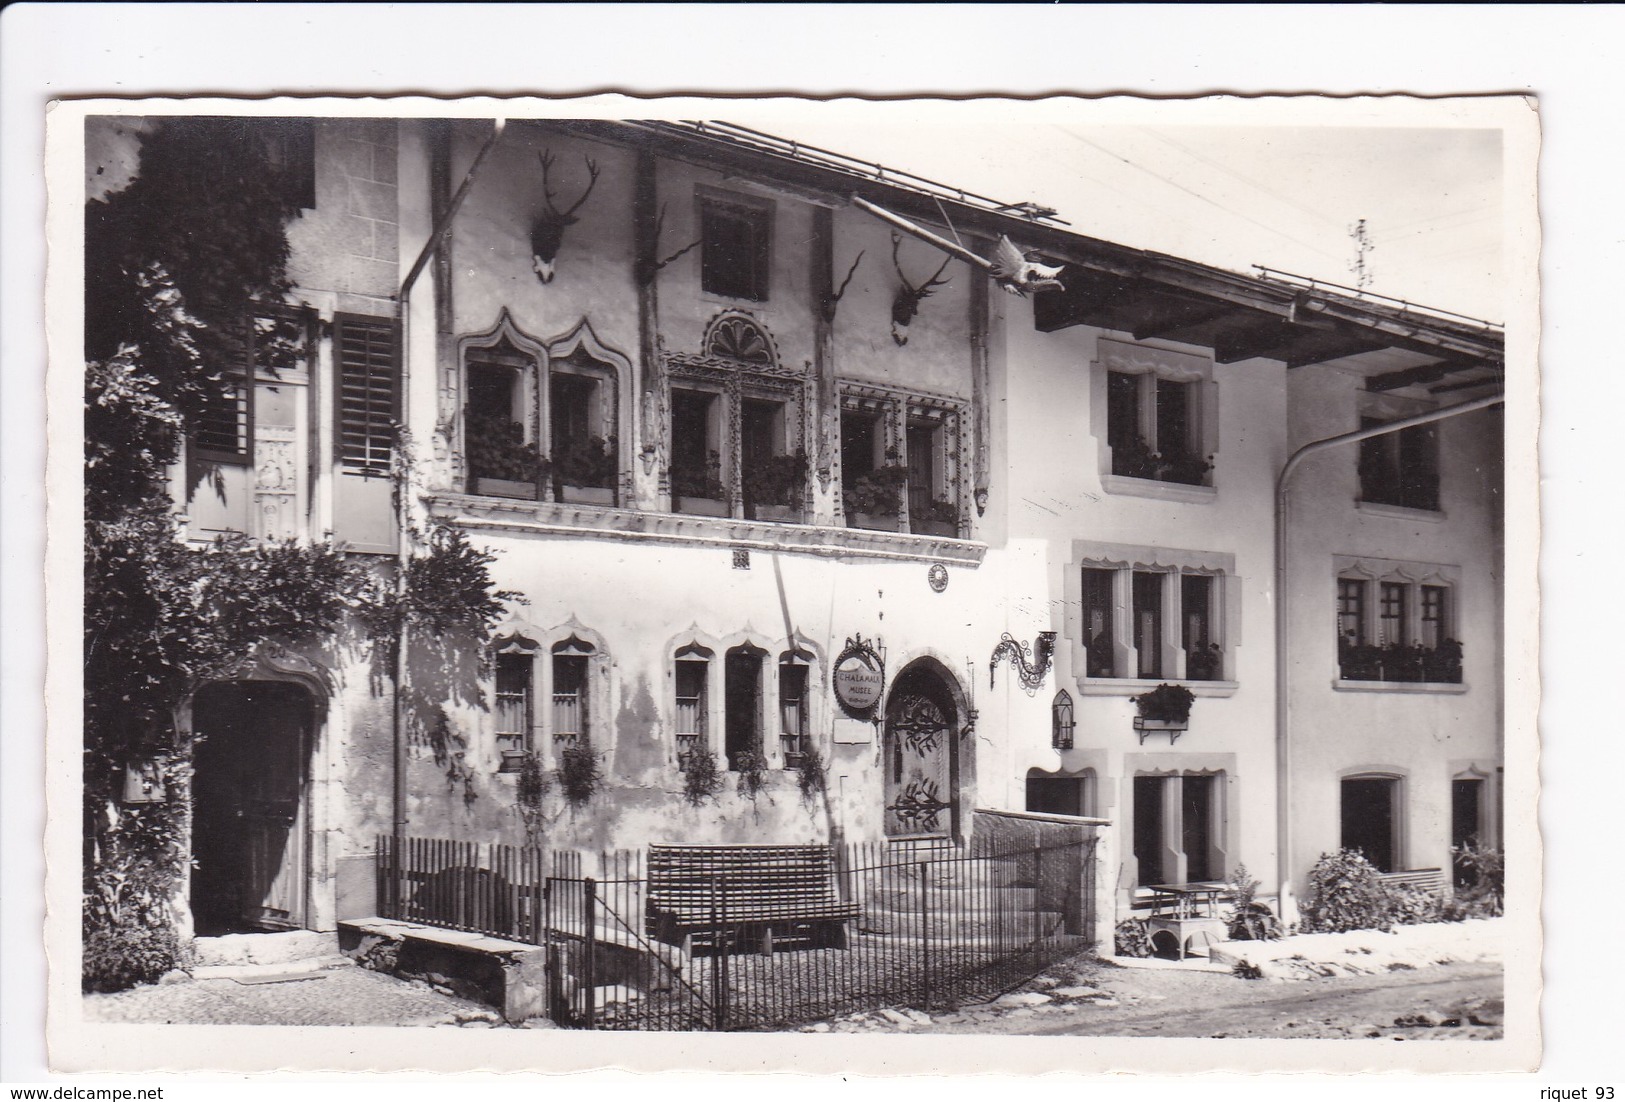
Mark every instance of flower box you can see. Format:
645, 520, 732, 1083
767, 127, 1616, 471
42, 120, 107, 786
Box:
911, 518, 958, 538
848, 512, 901, 533
558, 483, 615, 506
675, 495, 729, 517
750, 503, 800, 524
498, 749, 530, 774
475, 477, 541, 500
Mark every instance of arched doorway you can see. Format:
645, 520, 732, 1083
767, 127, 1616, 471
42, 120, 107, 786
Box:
882, 661, 966, 840
190, 680, 314, 934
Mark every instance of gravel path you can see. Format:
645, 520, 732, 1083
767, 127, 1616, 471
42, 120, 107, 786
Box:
83, 960, 508, 1028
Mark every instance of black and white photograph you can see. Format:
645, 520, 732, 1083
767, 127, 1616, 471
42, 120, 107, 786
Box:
38, 90, 1540, 1076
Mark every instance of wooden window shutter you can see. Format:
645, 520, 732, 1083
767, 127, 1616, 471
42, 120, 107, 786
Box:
334, 313, 399, 477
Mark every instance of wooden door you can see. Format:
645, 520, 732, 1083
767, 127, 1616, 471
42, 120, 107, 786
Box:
191, 682, 309, 932
884, 692, 955, 838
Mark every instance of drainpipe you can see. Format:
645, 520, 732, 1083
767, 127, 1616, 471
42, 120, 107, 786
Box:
392, 119, 506, 842
1273, 391, 1503, 921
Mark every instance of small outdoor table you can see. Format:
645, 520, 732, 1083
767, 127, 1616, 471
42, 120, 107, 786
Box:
1145, 882, 1228, 960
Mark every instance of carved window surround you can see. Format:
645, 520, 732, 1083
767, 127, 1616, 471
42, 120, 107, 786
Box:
426, 492, 987, 566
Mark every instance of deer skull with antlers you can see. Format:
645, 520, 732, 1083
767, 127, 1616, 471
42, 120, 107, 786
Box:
889, 233, 952, 346
529, 150, 600, 284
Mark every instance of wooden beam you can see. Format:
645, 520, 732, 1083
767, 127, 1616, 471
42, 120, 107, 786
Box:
1430, 372, 1504, 395
1282, 329, 1392, 368
1366, 359, 1472, 393
1214, 319, 1301, 363
1130, 299, 1236, 342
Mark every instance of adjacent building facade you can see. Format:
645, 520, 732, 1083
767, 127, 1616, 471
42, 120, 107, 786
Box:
85, 114, 1506, 938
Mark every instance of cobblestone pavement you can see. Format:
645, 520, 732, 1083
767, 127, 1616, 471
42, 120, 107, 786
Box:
83, 960, 516, 1028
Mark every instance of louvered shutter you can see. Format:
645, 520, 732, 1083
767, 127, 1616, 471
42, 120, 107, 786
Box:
334, 313, 398, 476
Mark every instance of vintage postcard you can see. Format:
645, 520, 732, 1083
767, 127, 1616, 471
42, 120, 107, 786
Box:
43, 92, 1540, 1074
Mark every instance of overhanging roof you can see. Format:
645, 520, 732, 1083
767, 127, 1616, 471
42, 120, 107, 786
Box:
546, 118, 1505, 394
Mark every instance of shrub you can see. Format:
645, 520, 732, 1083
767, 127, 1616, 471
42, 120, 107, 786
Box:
1299, 850, 1393, 933
557, 746, 601, 808
1231, 958, 1265, 980
1223, 863, 1284, 941
734, 749, 769, 802
796, 744, 827, 806
82, 923, 181, 993
1385, 882, 1442, 926
680, 744, 724, 807
1114, 917, 1154, 958
1450, 837, 1504, 917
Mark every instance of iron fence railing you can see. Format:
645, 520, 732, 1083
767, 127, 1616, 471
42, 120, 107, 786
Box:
377, 819, 1099, 1031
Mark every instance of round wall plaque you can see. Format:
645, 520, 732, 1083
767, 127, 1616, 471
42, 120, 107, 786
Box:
927, 563, 949, 592
831, 636, 886, 719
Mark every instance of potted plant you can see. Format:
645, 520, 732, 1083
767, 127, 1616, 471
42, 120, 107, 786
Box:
1111, 433, 1161, 481
552, 433, 617, 506
742, 449, 808, 522
908, 494, 960, 537
1132, 682, 1195, 731
1157, 449, 1212, 487
671, 450, 727, 516
467, 410, 548, 499
845, 453, 909, 531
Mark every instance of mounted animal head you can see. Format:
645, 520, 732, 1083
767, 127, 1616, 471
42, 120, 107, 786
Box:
889, 233, 952, 346
529, 150, 600, 284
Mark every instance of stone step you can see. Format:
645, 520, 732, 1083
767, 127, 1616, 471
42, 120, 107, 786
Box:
191, 929, 337, 968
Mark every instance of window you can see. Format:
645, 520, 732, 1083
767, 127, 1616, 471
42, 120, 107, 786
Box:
1081, 569, 1115, 677
1107, 372, 1208, 484
669, 388, 725, 508
740, 398, 801, 521
1421, 585, 1448, 649
673, 645, 711, 762
1096, 339, 1215, 491
779, 655, 809, 768
336, 313, 399, 478
1337, 578, 1368, 648
700, 196, 772, 301
1181, 575, 1221, 681
1133, 771, 1226, 887
1070, 544, 1234, 683
1336, 560, 1461, 684
1025, 769, 1093, 817
1051, 690, 1075, 750
840, 385, 965, 535
724, 645, 766, 770
667, 314, 807, 522
464, 340, 542, 498
493, 652, 533, 770
551, 640, 593, 748
1358, 416, 1439, 511
544, 334, 620, 500
1132, 572, 1164, 678
459, 316, 624, 505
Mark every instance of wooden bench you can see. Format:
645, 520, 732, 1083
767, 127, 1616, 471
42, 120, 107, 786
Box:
646, 844, 860, 956
1379, 867, 1449, 896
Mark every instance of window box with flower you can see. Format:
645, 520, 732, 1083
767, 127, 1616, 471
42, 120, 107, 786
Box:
671, 450, 727, 516
844, 462, 909, 532
552, 434, 618, 506
742, 449, 808, 523
466, 408, 550, 501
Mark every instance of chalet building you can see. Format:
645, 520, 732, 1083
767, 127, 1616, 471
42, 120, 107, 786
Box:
85, 115, 1505, 939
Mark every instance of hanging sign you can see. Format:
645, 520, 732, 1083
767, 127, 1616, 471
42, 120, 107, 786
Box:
832, 635, 886, 720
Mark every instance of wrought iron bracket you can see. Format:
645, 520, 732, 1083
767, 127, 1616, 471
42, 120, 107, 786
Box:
988, 631, 1057, 695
